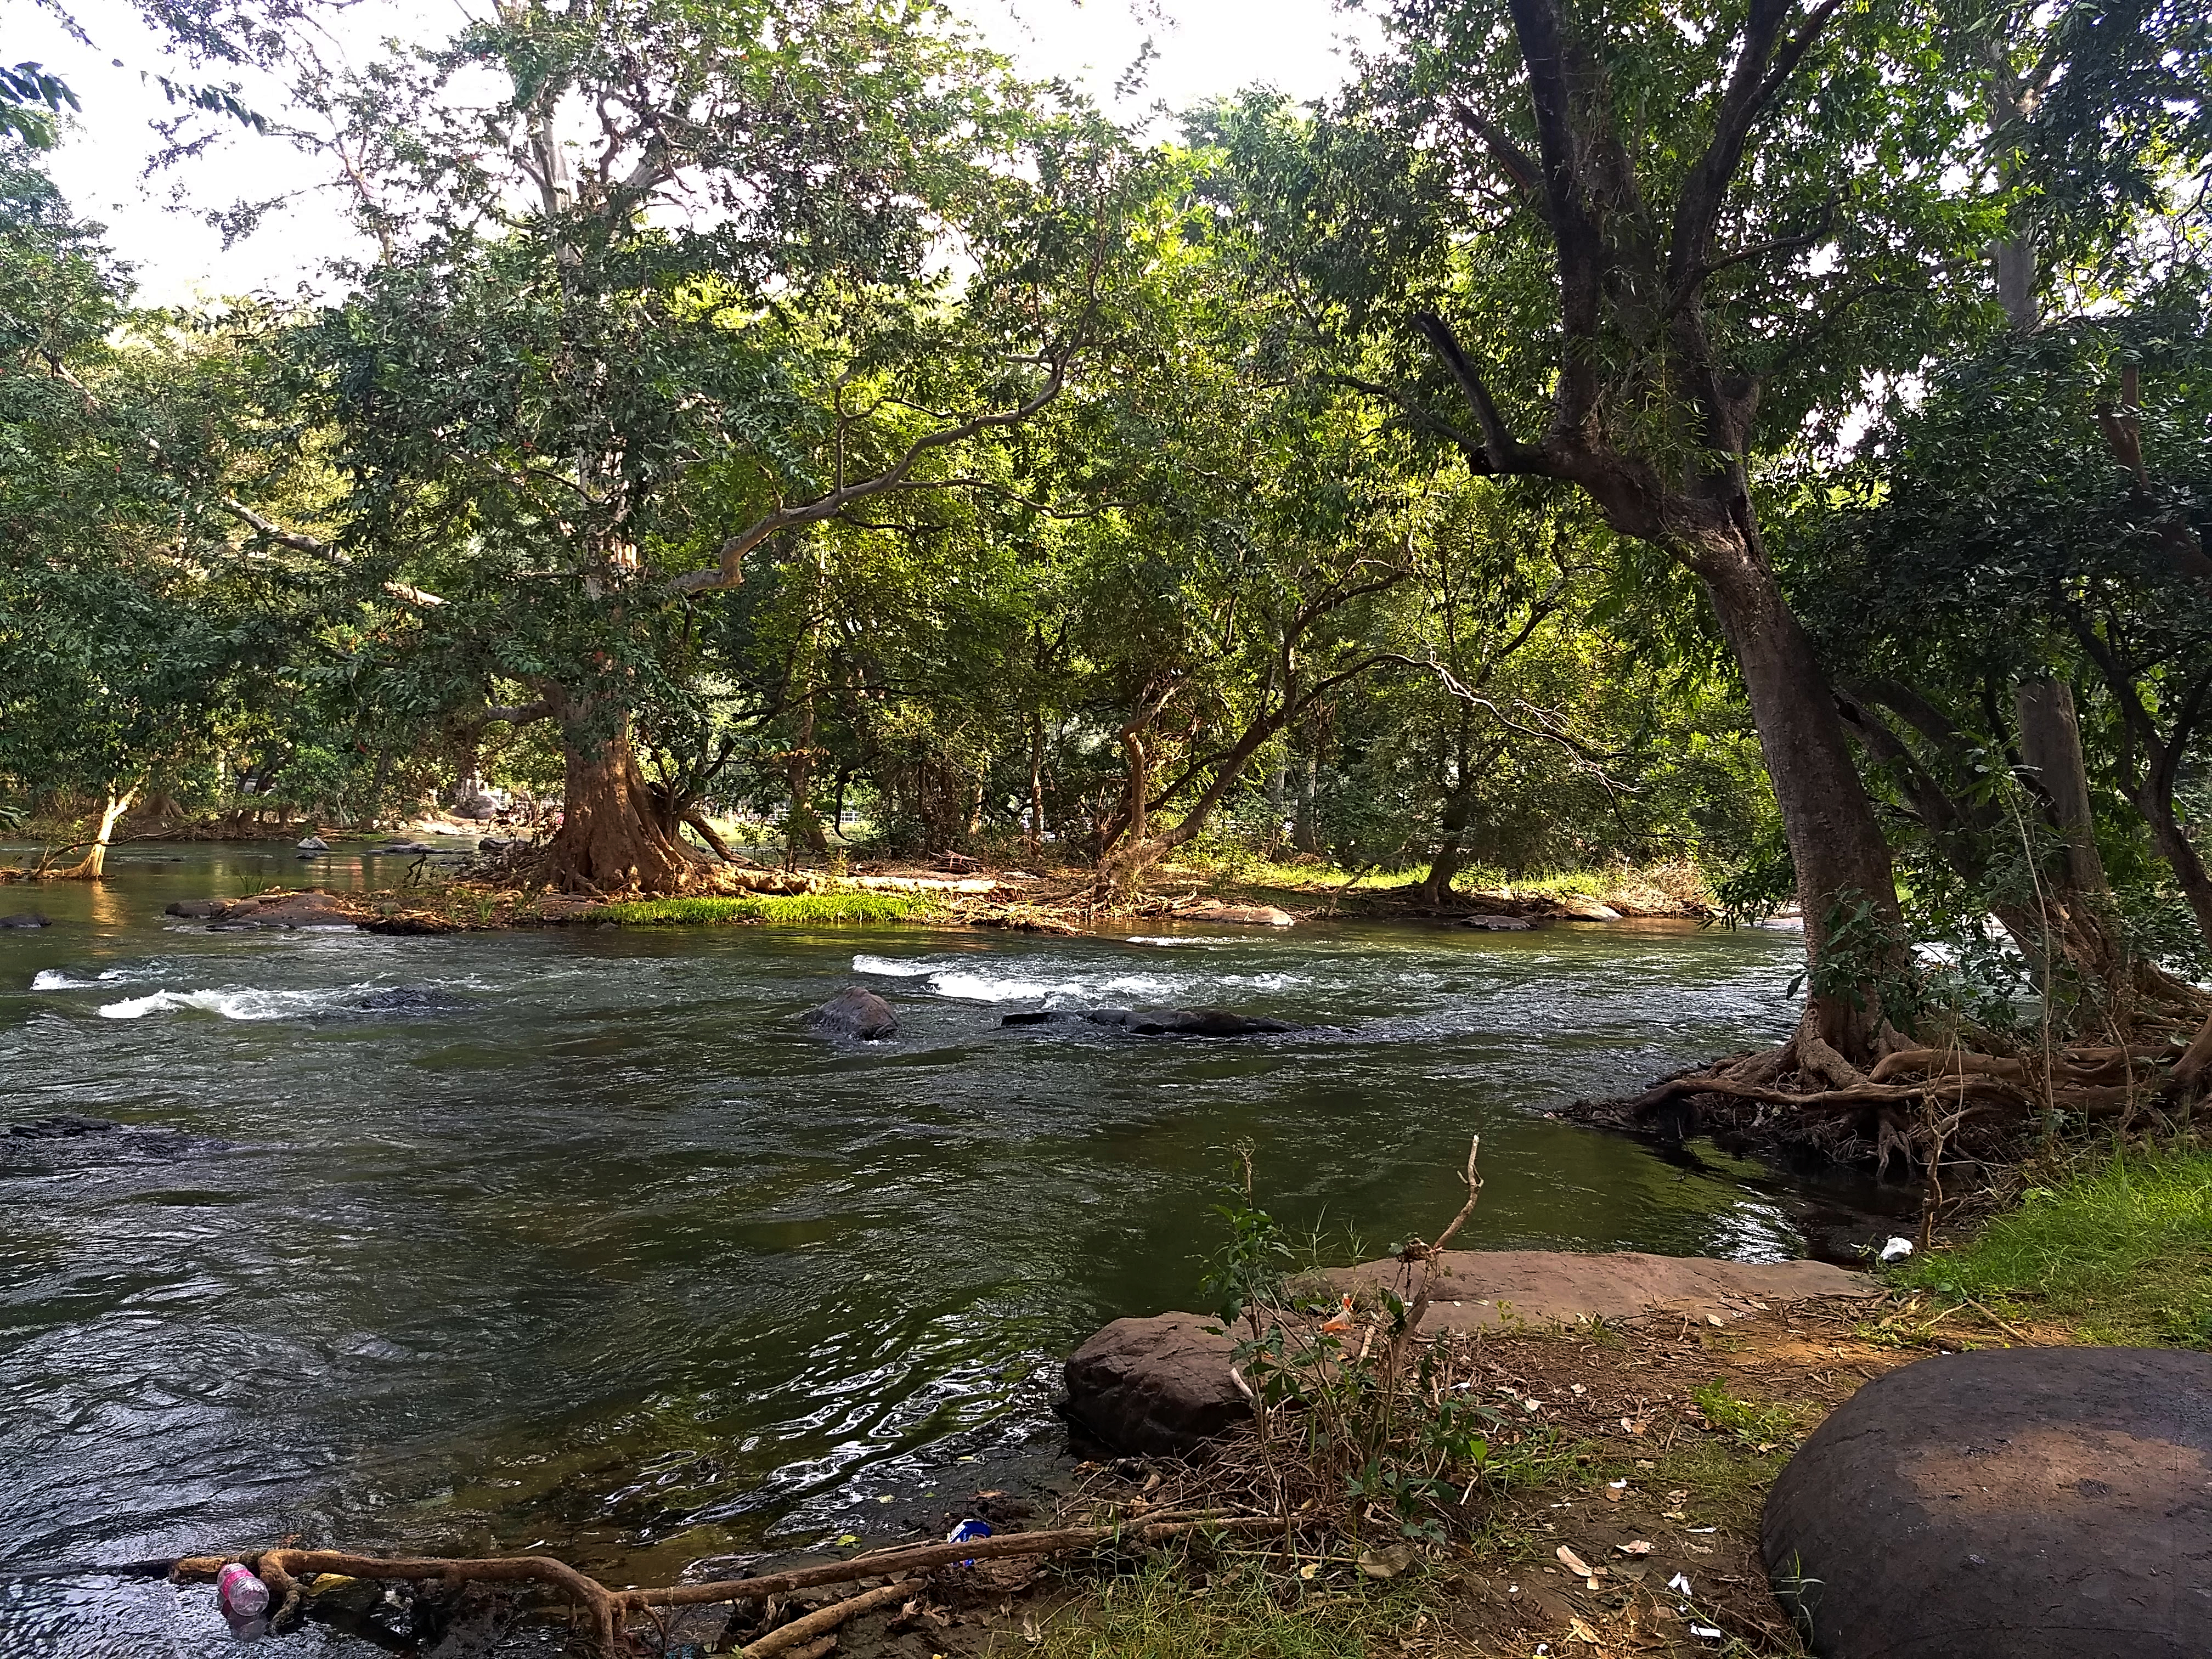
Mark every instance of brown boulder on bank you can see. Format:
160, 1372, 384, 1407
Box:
1177, 900, 1295, 927
1062, 1312, 1246, 1457
1763, 1345, 2212, 1658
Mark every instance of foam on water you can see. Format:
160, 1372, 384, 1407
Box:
850, 955, 934, 978
89, 981, 459, 1021
31, 966, 143, 991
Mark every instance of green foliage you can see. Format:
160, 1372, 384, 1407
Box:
1891, 1148, 2212, 1346
595, 890, 936, 926
0, 64, 77, 150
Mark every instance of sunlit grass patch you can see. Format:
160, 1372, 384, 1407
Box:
598, 890, 939, 927
1890, 1147, 2212, 1346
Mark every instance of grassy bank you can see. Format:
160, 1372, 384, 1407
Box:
1889, 1146, 2212, 1346
595, 890, 941, 927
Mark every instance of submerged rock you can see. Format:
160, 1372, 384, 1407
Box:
1, 1114, 231, 1166
804, 985, 899, 1040
1764, 1346, 2212, 1658
0, 911, 51, 928
347, 985, 469, 1015
1062, 1312, 1248, 1456
4, 1114, 122, 1139
1460, 913, 1533, 930
1002, 1007, 1303, 1038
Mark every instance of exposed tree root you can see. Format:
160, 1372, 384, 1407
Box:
172, 1511, 1279, 1656
1594, 1005, 2209, 1169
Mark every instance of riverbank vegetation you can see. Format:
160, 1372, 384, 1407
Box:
4, 4, 2210, 1126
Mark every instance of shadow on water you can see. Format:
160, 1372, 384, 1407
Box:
0, 845, 1911, 1652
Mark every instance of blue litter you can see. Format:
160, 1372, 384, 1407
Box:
947, 1519, 992, 1565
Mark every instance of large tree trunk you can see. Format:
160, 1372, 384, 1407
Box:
1420, 783, 1476, 905
1699, 531, 1910, 1058
57, 788, 136, 881
540, 702, 688, 894
785, 699, 830, 857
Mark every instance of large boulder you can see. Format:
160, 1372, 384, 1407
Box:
803, 985, 899, 1040
1177, 900, 1295, 927
1063, 1312, 1248, 1457
1763, 1346, 2212, 1658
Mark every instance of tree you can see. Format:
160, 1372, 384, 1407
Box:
0, 150, 351, 870
245, 0, 1155, 893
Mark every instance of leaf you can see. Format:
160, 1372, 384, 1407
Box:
1357, 1542, 1415, 1579
1617, 1541, 1654, 1556
1568, 1615, 1601, 1643
1298, 1561, 1320, 1580
1555, 1545, 1594, 1577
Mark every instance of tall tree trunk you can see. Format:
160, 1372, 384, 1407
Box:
1419, 785, 1475, 906
1291, 753, 1321, 854
1029, 713, 1046, 859
58, 788, 136, 881
786, 698, 830, 857
539, 698, 687, 894
1699, 530, 1910, 1057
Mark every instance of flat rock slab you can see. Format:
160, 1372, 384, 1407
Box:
167, 892, 359, 928
1764, 1346, 2212, 1658
1324, 1249, 1878, 1331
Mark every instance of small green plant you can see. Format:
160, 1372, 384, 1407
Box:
1196, 1140, 1564, 1547
1692, 1381, 1803, 1448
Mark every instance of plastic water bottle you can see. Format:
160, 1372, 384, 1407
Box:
216, 1562, 270, 1619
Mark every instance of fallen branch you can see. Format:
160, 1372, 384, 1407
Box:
172, 1511, 1280, 1654
742, 1579, 917, 1658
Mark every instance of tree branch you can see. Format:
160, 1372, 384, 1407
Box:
1409, 312, 1547, 475
665, 357, 1079, 597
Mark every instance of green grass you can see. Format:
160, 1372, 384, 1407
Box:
596, 890, 939, 927
1030, 1550, 1443, 1659
1890, 1147, 2212, 1346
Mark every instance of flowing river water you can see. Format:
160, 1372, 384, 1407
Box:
0, 844, 1904, 1654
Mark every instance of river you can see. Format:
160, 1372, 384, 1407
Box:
0, 844, 1900, 1652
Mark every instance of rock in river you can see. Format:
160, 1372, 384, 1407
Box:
1763, 1345, 2212, 1658
0, 911, 52, 928
1062, 1312, 1248, 1457
167, 891, 357, 928
1002, 1007, 1303, 1037
1176, 899, 1295, 927
804, 985, 899, 1040
1461, 913, 1532, 930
